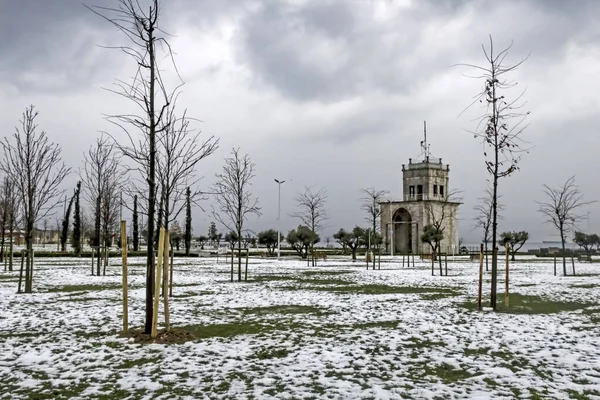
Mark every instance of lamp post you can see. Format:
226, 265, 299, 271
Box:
274, 179, 286, 260
389, 199, 394, 257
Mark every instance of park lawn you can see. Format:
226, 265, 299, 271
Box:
1, 256, 600, 399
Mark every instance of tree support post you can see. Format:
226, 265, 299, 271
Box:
244, 248, 249, 281
151, 228, 166, 339
163, 230, 170, 331
505, 242, 510, 308
478, 244, 483, 311
120, 221, 128, 334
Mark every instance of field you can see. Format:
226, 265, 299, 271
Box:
1, 256, 600, 399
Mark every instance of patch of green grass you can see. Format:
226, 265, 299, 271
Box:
411, 362, 476, 383
570, 283, 598, 289
309, 284, 458, 296
302, 270, 353, 276
566, 389, 600, 400
0, 274, 18, 280
462, 293, 594, 314
180, 322, 271, 339
351, 320, 400, 330
47, 284, 120, 293
404, 337, 445, 350
237, 304, 328, 316
116, 356, 162, 369
55, 297, 112, 302
251, 275, 296, 282
172, 290, 213, 298
299, 278, 352, 285
253, 346, 291, 360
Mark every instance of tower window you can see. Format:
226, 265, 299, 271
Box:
409, 186, 415, 197
433, 185, 438, 196
417, 185, 423, 200
440, 185, 445, 197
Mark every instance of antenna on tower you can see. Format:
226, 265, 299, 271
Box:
421, 120, 430, 159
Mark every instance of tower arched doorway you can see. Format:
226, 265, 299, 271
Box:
393, 208, 413, 254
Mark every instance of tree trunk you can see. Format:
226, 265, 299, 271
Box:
25, 235, 33, 293
485, 242, 489, 272
351, 248, 357, 261
561, 233, 567, 276
237, 232, 242, 281
438, 245, 443, 276
144, 24, 157, 336
95, 195, 101, 276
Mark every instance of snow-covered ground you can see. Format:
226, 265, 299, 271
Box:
1, 257, 599, 399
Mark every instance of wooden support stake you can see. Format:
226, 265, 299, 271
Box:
553, 256, 557, 277
378, 248, 381, 270
478, 244, 483, 311
230, 249, 234, 282
151, 228, 165, 339
91, 247, 95, 275
17, 250, 25, 294
245, 248, 249, 281
169, 247, 174, 297
445, 253, 448, 276
120, 221, 128, 334
505, 242, 510, 308
163, 230, 170, 331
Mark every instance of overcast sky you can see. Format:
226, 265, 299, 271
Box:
1, 0, 599, 243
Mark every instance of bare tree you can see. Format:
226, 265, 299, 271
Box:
82, 136, 124, 275
473, 186, 504, 271
538, 176, 594, 276
292, 186, 328, 266
212, 148, 261, 281
89, 0, 190, 333
2, 177, 18, 271
423, 190, 461, 275
0, 178, 9, 265
156, 106, 218, 294
0, 105, 70, 292
360, 187, 388, 245
457, 36, 531, 310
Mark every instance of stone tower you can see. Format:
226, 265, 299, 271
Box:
379, 125, 460, 255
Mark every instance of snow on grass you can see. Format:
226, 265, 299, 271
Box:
1, 256, 600, 399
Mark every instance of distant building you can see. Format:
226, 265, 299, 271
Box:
379, 125, 460, 255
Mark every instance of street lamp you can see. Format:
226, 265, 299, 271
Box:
274, 179, 286, 260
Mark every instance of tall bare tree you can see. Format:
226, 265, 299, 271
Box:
423, 190, 461, 275
0, 105, 70, 292
83, 135, 124, 275
72, 181, 82, 256
90, 0, 187, 332
156, 106, 218, 294
60, 190, 75, 252
457, 36, 531, 310
0, 178, 10, 265
538, 176, 594, 276
360, 187, 388, 246
293, 186, 328, 266
1, 177, 18, 271
212, 148, 261, 281
473, 186, 504, 271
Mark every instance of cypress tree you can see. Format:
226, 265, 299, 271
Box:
61, 192, 75, 252
72, 181, 82, 256
184, 187, 192, 256
133, 195, 139, 251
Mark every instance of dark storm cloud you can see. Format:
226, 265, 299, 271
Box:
0, 0, 243, 94
234, 0, 600, 104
